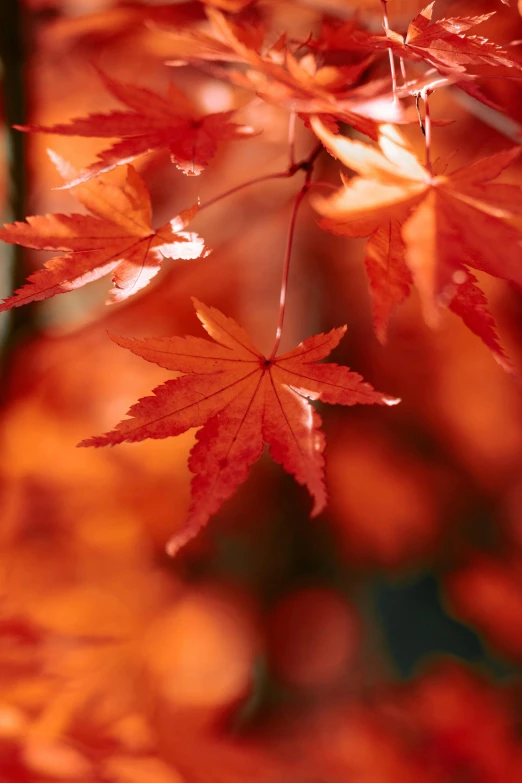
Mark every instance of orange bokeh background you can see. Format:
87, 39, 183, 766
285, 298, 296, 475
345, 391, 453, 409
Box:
2, 1, 522, 781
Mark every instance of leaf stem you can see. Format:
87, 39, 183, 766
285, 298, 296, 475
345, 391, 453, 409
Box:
288, 111, 297, 168
423, 88, 433, 174
381, 0, 398, 103
197, 170, 294, 213
197, 143, 325, 214
415, 93, 425, 136
306, 180, 338, 193
269, 143, 322, 360
399, 57, 407, 84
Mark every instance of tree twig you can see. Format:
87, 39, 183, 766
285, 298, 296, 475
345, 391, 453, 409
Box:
269, 143, 322, 360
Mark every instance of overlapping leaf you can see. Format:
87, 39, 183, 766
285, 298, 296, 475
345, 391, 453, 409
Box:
0, 160, 207, 310
81, 299, 398, 554
383, 3, 522, 76
166, 8, 414, 138
311, 117, 522, 371
312, 3, 522, 110
16, 73, 256, 183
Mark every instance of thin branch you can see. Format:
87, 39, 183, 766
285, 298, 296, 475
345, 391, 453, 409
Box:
415, 93, 426, 136
381, 0, 398, 102
423, 88, 433, 174
288, 111, 297, 169
451, 88, 522, 142
306, 180, 338, 193
197, 145, 323, 214
399, 57, 407, 85
196, 141, 326, 359
269, 143, 322, 360
197, 170, 294, 213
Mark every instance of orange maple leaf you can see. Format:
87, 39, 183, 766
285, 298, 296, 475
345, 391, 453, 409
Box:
0, 159, 207, 310
16, 72, 256, 182
80, 299, 398, 554
166, 8, 413, 138
311, 118, 522, 372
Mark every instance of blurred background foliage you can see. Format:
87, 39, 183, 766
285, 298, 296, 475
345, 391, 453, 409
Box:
1, 1, 522, 781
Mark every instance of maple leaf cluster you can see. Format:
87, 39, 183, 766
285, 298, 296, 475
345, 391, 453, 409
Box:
2, 0, 522, 547
2, 2, 522, 781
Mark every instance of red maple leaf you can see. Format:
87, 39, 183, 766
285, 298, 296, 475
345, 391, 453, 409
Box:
16, 72, 256, 183
383, 3, 522, 76
0, 159, 207, 310
311, 118, 522, 372
198, 0, 257, 10
80, 299, 398, 554
312, 4, 522, 110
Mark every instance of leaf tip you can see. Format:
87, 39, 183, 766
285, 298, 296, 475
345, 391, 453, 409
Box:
165, 537, 181, 557
310, 495, 327, 519
166, 524, 199, 557
493, 352, 519, 378
77, 432, 119, 448
47, 149, 79, 183
376, 328, 388, 346
170, 202, 199, 232
107, 331, 124, 345
383, 395, 401, 407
